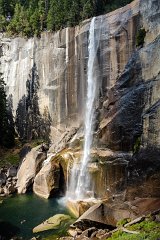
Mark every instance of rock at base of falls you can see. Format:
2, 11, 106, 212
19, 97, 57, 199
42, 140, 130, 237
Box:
16, 146, 47, 194
70, 198, 160, 234
33, 214, 71, 233
33, 160, 61, 199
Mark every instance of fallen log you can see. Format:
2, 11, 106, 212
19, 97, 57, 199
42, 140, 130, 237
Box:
124, 216, 145, 227
121, 227, 139, 234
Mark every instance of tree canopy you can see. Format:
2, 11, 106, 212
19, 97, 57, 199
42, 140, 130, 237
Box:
0, 0, 133, 37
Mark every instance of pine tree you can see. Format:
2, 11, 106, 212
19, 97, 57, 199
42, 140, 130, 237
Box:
16, 63, 42, 141
15, 95, 27, 140
0, 74, 15, 148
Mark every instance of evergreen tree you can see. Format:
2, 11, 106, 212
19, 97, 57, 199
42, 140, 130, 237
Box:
30, 8, 40, 36
15, 95, 27, 140
80, 0, 93, 20
0, 74, 15, 148
16, 63, 43, 141
41, 106, 51, 143
38, 0, 46, 30
1, 0, 133, 41
5, 94, 15, 147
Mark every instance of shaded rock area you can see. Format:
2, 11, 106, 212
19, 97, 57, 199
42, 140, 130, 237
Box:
33, 214, 71, 233
0, 221, 20, 240
0, 166, 17, 196
16, 146, 47, 194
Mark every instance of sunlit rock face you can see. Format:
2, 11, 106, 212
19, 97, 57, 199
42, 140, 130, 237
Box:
1, 0, 160, 201
16, 146, 47, 194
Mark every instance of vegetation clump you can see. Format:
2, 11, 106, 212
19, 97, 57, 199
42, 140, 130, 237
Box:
133, 136, 141, 154
0, 148, 20, 167
136, 28, 146, 47
107, 217, 160, 240
0, 0, 134, 37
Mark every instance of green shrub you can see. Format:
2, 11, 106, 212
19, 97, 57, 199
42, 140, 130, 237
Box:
117, 218, 130, 227
107, 219, 160, 240
136, 28, 146, 47
0, 152, 20, 167
133, 136, 141, 154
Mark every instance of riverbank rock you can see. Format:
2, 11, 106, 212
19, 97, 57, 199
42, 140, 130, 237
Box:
71, 198, 160, 231
65, 198, 160, 240
7, 166, 17, 178
73, 203, 132, 230
0, 167, 18, 196
33, 214, 71, 233
66, 199, 101, 218
33, 149, 74, 199
16, 146, 47, 194
33, 160, 60, 198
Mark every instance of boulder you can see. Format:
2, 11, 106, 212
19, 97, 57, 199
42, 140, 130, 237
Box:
7, 166, 17, 178
16, 146, 47, 194
33, 160, 61, 199
33, 214, 71, 233
4, 185, 16, 195
69, 227, 97, 239
7, 177, 12, 182
0, 172, 7, 187
0, 187, 4, 194
73, 202, 135, 230
73, 198, 160, 231
66, 199, 100, 218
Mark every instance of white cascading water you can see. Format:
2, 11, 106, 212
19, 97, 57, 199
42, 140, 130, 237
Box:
67, 17, 101, 200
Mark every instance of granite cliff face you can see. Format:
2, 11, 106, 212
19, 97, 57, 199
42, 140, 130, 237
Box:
0, 0, 160, 201
0, 0, 139, 131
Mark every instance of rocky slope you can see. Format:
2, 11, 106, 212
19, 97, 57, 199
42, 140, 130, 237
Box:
0, 0, 160, 202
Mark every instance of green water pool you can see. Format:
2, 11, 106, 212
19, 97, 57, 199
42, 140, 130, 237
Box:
0, 194, 73, 240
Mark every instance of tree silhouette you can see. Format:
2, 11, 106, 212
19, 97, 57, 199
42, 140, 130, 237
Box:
5, 94, 15, 147
41, 106, 52, 143
15, 95, 27, 140
0, 74, 15, 148
15, 63, 51, 142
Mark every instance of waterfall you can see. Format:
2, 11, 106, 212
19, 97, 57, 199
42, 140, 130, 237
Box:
67, 17, 101, 200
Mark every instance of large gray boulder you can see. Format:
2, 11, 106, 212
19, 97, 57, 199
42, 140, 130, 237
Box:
7, 166, 17, 178
0, 172, 7, 187
16, 146, 47, 194
33, 159, 60, 199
